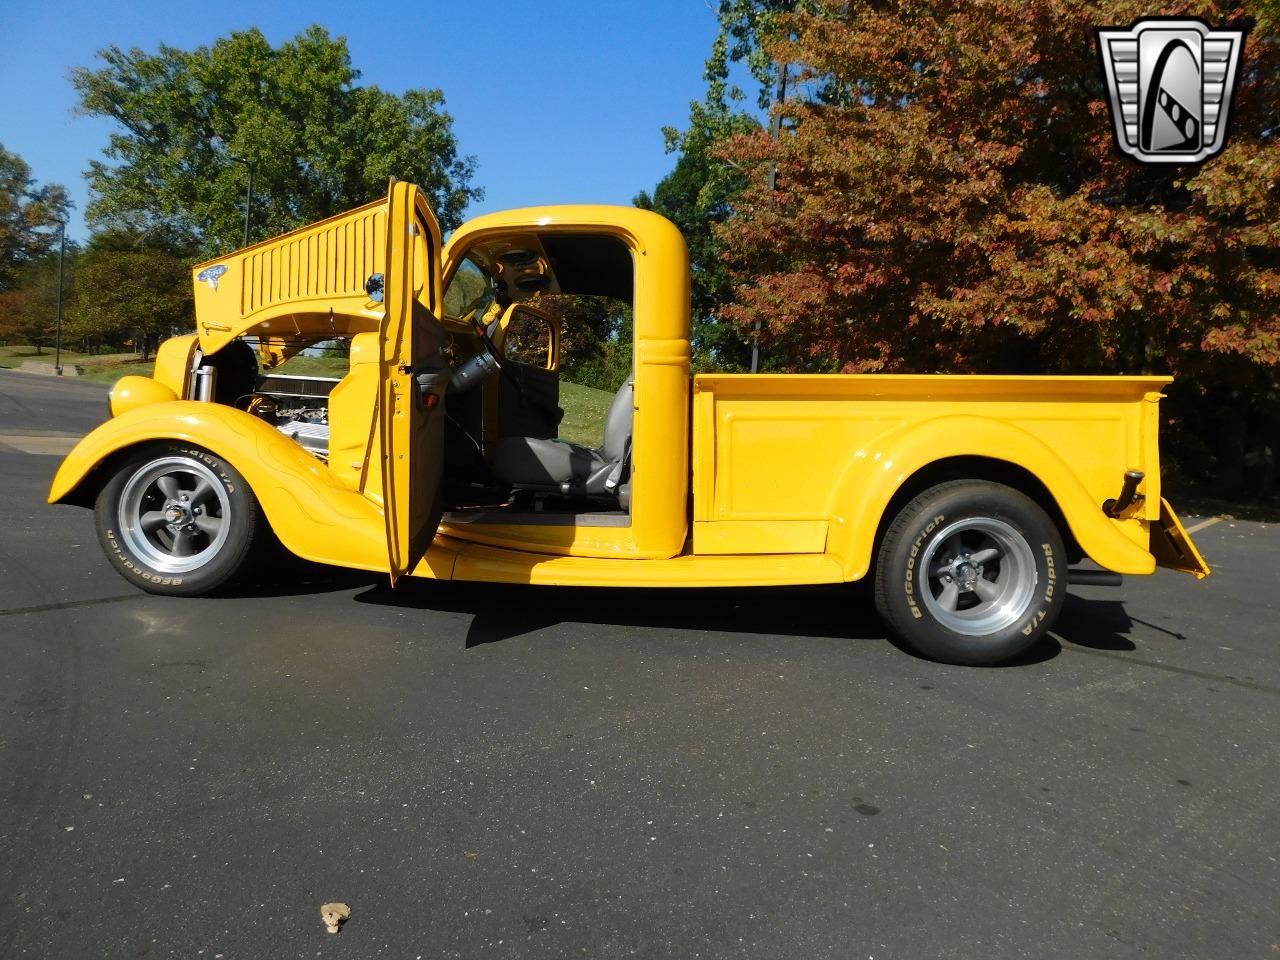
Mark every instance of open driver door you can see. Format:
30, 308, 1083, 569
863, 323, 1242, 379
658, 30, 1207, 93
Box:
380, 180, 450, 584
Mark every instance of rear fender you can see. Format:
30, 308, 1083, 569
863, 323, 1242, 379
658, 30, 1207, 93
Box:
826, 416, 1158, 580
49, 401, 391, 572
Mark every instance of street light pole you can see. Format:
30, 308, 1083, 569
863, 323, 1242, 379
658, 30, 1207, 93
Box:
54, 220, 66, 376
230, 155, 254, 247
751, 61, 789, 375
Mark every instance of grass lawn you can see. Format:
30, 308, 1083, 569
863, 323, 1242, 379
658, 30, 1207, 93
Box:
0, 344, 80, 368
75, 357, 158, 384
271, 354, 349, 378
0, 345, 154, 383
557, 379, 613, 448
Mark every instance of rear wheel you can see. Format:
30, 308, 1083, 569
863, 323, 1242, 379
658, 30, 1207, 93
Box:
94, 443, 263, 596
874, 480, 1065, 666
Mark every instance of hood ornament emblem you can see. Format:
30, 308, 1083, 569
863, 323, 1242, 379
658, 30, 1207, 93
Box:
197, 264, 228, 290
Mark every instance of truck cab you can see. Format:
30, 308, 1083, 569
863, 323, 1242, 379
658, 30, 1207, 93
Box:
432, 204, 691, 564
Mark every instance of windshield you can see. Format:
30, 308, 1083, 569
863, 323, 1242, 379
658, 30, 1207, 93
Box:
443, 257, 496, 322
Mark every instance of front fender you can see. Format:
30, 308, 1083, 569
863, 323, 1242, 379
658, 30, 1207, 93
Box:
826, 415, 1157, 580
49, 401, 392, 572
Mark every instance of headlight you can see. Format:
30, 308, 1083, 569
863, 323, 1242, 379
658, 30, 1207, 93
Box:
109, 376, 177, 418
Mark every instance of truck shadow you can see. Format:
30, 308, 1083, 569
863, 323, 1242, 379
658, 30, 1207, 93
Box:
355, 578, 885, 647
1051, 594, 1138, 652
223, 557, 1146, 665
218, 556, 382, 599
352, 577, 1068, 665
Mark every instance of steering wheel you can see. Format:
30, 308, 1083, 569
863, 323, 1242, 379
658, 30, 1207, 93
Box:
448, 304, 526, 402
467, 306, 507, 373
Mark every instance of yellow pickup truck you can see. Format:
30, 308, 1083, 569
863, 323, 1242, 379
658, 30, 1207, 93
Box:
49, 181, 1209, 665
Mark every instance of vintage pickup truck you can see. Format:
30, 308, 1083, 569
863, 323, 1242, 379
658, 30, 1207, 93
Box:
49, 181, 1209, 665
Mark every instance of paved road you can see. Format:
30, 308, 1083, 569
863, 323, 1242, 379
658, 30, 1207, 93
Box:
2, 368, 1278, 959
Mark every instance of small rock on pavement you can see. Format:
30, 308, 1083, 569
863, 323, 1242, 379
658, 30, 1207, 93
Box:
320, 902, 351, 934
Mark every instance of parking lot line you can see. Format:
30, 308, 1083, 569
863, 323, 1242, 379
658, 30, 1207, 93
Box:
0, 433, 81, 455
1184, 516, 1224, 534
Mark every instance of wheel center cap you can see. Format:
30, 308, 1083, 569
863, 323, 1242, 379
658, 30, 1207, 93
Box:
165, 504, 188, 524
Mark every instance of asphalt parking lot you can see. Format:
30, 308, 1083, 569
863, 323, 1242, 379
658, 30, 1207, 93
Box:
2, 368, 1278, 959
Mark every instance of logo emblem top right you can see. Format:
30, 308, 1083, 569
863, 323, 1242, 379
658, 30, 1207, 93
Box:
1096, 18, 1247, 165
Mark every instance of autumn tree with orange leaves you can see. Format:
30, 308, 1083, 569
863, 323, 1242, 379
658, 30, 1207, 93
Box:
711, 1, 1280, 495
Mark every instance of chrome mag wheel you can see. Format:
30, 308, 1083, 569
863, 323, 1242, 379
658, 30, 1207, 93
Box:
919, 517, 1038, 636
117, 456, 232, 574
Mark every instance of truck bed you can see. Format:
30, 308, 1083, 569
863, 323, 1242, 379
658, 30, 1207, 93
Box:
690, 373, 1172, 579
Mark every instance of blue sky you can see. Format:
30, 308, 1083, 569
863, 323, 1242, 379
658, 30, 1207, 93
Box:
0, 0, 730, 241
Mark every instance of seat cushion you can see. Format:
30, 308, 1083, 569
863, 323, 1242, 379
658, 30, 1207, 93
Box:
492, 436, 605, 487
600, 380, 634, 462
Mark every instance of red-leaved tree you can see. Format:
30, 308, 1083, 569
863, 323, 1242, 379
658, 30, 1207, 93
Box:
716, 1, 1280, 494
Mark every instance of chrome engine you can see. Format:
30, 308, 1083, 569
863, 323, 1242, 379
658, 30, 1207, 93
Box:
245, 374, 338, 459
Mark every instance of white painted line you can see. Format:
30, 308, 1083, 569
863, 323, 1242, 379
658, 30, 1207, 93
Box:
1184, 516, 1224, 535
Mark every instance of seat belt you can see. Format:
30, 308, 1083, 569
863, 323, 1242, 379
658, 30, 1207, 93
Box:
604, 437, 632, 493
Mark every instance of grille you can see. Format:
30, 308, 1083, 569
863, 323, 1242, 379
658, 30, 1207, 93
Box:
240, 207, 386, 316
255, 374, 340, 399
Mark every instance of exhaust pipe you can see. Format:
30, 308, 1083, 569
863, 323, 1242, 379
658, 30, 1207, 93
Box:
1068, 569, 1123, 587
194, 365, 218, 402
1103, 470, 1145, 518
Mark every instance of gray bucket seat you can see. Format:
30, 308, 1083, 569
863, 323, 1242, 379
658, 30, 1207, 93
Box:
492, 379, 633, 507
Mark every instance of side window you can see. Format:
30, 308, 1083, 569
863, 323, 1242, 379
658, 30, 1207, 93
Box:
503, 309, 556, 370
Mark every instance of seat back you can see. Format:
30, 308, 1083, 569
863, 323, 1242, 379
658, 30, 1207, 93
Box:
601, 379, 634, 461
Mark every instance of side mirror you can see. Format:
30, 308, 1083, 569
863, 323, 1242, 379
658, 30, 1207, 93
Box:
365, 273, 385, 303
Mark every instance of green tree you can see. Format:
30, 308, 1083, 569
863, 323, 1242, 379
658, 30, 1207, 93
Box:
66, 231, 193, 360
72, 26, 482, 255
708, 0, 818, 108
534, 294, 634, 391
634, 71, 758, 371
0, 145, 70, 292
635, 148, 752, 371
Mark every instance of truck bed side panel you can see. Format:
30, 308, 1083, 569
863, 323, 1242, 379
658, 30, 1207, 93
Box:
691, 374, 1170, 578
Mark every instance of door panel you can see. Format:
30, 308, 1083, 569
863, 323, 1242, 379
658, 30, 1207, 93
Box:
499, 366, 562, 440
380, 181, 447, 583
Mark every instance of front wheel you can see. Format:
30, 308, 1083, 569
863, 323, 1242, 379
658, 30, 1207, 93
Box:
873, 480, 1066, 666
94, 443, 264, 596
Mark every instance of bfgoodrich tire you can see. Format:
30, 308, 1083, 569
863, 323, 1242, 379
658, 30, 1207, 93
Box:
873, 480, 1066, 666
94, 443, 264, 596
